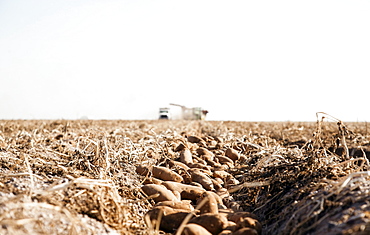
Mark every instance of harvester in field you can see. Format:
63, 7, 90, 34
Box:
158, 104, 208, 120
169, 103, 208, 120
158, 107, 171, 119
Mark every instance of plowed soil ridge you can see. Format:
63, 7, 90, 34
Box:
0, 120, 369, 234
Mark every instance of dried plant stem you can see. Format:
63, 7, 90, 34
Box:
228, 180, 270, 193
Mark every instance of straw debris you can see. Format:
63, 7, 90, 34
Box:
0, 118, 369, 234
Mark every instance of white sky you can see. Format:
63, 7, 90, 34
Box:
1, 0, 369, 121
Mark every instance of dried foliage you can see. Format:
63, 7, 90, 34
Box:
0, 116, 369, 234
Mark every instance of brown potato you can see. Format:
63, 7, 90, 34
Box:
189, 182, 204, 188
219, 230, 233, 235
208, 140, 218, 149
196, 147, 214, 160
181, 223, 212, 235
190, 168, 214, 191
146, 206, 189, 232
162, 181, 205, 201
155, 200, 194, 211
172, 190, 181, 201
225, 148, 240, 162
175, 142, 186, 152
168, 160, 190, 171
213, 136, 223, 143
152, 166, 183, 182
193, 156, 208, 166
239, 155, 249, 162
143, 177, 163, 185
213, 170, 231, 179
235, 217, 262, 234
180, 149, 193, 165
215, 155, 234, 166
213, 177, 224, 186
142, 184, 180, 203
189, 213, 228, 235
188, 162, 212, 171
227, 212, 259, 222
232, 228, 258, 235
227, 202, 242, 212
188, 135, 204, 144
224, 221, 237, 232
216, 188, 230, 200
226, 175, 240, 185
136, 165, 150, 176
218, 164, 231, 171
209, 191, 225, 206
159, 209, 189, 232
212, 178, 223, 190
197, 191, 219, 214
205, 159, 222, 168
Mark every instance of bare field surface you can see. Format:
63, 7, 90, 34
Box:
0, 118, 369, 235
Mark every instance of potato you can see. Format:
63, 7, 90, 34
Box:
162, 181, 205, 201
136, 165, 150, 176
225, 148, 240, 162
168, 160, 190, 171
226, 175, 240, 185
235, 217, 262, 234
208, 191, 225, 207
215, 155, 234, 166
189, 182, 204, 188
190, 168, 215, 191
155, 200, 194, 211
159, 210, 189, 232
239, 155, 249, 162
181, 223, 212, 235
180, 149, 193, 165
218, 164, 231, 171
188, 162, 212, 171
224, 221, 237, 232
213, 177, 224, 186
181, 188, 205, 201
188, 135, 204, 144
194, 167, 213, 177
197, 191, 219, 214
227, 212, 259, 222
201, 190, 228, 210
219, 230, 233, 235
192, 155, 207, 165
172, 190, 181, 200
196, 147, 214, 161
205, 159, 222, 168
189, 213, 228, 235
232, 228, 258, 235
142, 184, 179, 203
143, 177, 163, 185
175, 142, 186, 152
146, 206, 189, 232
213, 170, 231, 179
216, 188, 230, 200
152, 166, 183, 182
227, 201, 242, 212
213, 136, 223, 143
211, 178, 223, 190
207, 140, 218, 149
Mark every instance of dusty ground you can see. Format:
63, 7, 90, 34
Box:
0, 117, 369, 234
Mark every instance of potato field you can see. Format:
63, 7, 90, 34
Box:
0, 115, 369, 234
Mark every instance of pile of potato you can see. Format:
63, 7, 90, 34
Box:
137, 134, 262, 235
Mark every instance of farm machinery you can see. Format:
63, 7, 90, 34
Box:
158, 104, 208, 120
158, 107, 171, 119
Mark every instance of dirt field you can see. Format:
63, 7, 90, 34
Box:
0, 117, 369, 234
